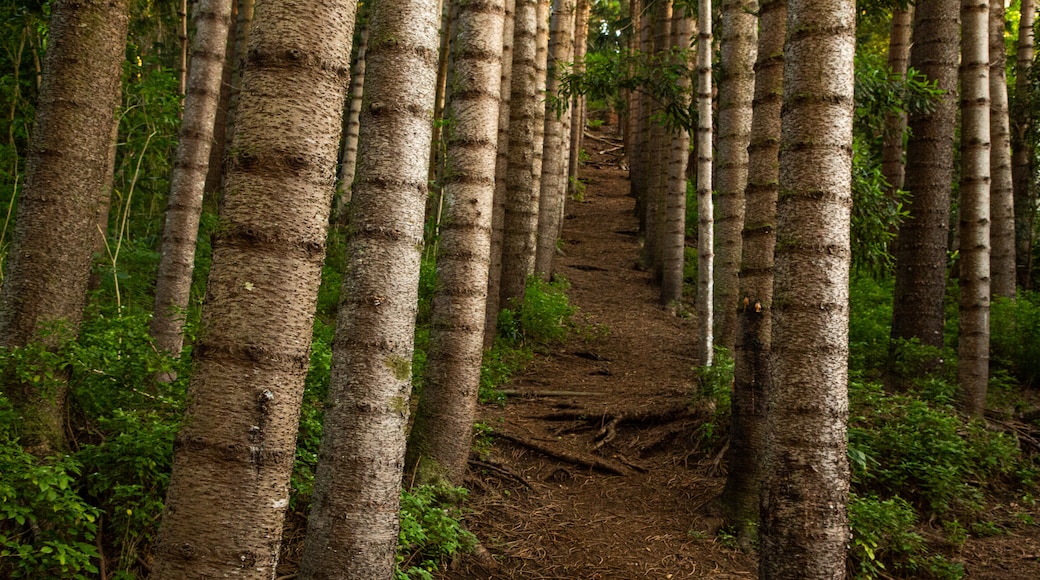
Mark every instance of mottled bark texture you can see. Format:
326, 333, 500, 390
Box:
959, 0, 991, 417
712, 0, 757, 350
535, 0, 576, 279
407, 0, 506, 487
642, 0, 670, 274
1013, 0, 1035, 288
882, 5, 913, 197
990, 0, 1015, 298
661, 8, 692, 307
0, 0, 130, 455
297, 0, 440, 576
890, 0, 960, 368
151, 0, 234, 357
499, 0, 549, 307
759, 0, 854, 576
722, 0, 781, 545
484, 0, 517, 348
336, 20, 369, 211
150, 2, 354, 577
696, 0, 713, 366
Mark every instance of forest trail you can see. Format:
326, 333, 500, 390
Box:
450, 128, 757, 578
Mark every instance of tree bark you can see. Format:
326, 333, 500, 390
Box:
407, 0, 506, 487
297, 0, 440, 575
759, 0, 854, 575
335, 19, 369, 213
151, 0, 234, 358
1013, 0, 1035, 289
990, 0, 1015, 298
881, 5, 913, 198
696, 0, 714, 366
660, 6, 691, 307
958, 0, 991, 418
722, 0, 780, 545
567, 0, 591, 196
150, 2, 355, 576
0, 0, 130, 455
712, 0, 757, 351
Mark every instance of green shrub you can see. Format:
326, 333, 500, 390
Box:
516, 276, 575, 347
991, 292, 1040, 387
395, 485, 476, 580
848, 275, 895, 376
849, 493, 964, 579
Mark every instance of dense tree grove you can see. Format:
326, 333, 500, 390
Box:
2, 0, 1040, 578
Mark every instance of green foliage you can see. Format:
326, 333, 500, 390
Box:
851, 138, 907, 277
694, 347, 734, 445
991, 292, 1040, 387
395, 485, 476, 580
499, 276, 576, 348
848, 275, 895, 376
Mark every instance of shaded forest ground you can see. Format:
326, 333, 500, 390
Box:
439, 125, 1040, 579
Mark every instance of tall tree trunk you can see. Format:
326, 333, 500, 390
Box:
222, 0, 255, 174
178, 0, 189, 96
499, 0, 549, 308
882, 5, 914, 197
427, 0, 455, 241
642, 0, 671, 274
406, 0, 506, 487
713, 0, 758, 352
696, 0, 714, 366
990, 0, 1015, 298
150, 2, 355, 576
759, 0, 854, 575
296, 0, 440, 576
484, 0, 517, 348
335, 19, 369, 215
1013, 0, 1035, 289
151, 0, 234, 358
0, 0, 130, 455
721, 0, 780, 545
632, 0, 652, 229
660, 6, 691, 307
202, 0, 238, 198
535, 0, 576, 278
959, 0, 991, 417
567, 0, 591, 196
890, 0, 960, 369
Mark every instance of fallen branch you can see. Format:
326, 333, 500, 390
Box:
501, 389, 607, 398
468, 458, 533, 489
493, 430, 630, 476
591, 415, 621, 451
536, 403, 707, 425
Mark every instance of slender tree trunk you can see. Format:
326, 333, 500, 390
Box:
178, 0, 189, 96
660, 7, 691, 307
696, 0, 714, 366
336, 19, 369, 214
882, 5, 913, 198
0, 0, 130, 455
990, 0, 1015, 298
535, 0, 576, 278
713, 0, 757, 351
151, 0, 234, 358
427, 0, 455, 237
297, 0, 440, 576
890, 0, 960, 368
222, 0, 255, 171
759, 0, 854, 575
1013, 0, 1035, 289
568, 0, 591, 196
959, 0, 991, 417
406, 0, 506, 487
722, 0, 781, 546
484, 0, 517, 348
642, 0, 671, 274
202, 0, 238, 198
633, 0, 652, 228
499, 0, 549, 308
151, 2, 355, 577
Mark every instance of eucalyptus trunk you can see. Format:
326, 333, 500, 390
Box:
297, 0, 440, 575
722, 0, 781, 544
151, 0, 234, 358
696, 0, 714, 366
151, 2, 355, 576
990, 0, 1015, 298
713, 0, 758, 351
407, 0, 506, 487
759, 0, 854, 575
959, 0, 991, 417
0, 0, 130, 455
1013, 0, 1035, 288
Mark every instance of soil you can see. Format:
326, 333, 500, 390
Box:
440, 126, 1040, 579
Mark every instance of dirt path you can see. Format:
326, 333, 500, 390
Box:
448, 135, 758, 579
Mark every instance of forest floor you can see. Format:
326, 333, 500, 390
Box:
439, 124, 1040, 579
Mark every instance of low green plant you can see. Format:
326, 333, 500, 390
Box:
693, 347, 733, 445
991, 292, 1040, 387
847, 493, 959, 579
396, 484, 477, 580
515, 276, 575, 347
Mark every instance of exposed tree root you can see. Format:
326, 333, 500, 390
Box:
535, 402, 710, 426
493, 430, 630, 476
468, 458, 533, 489
501, 389, 607, 398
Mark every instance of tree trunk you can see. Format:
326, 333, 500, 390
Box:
151, 0, 234, 358
696, 0, 714, 366
335, 19, 369, 215
642, 0, 671, 274
0, 0, 130, 455
722, 0, 780, 545
1013, 0, 1035, 289
484, 0, 517, 348
889, 0, 960, 365
990, 0, 1015, 298
881, 5, 913, 197
406, 0, 506, 487
759, 0, 854, 575
712, 0, 757, 351
150, 2, 355, 576
202, 0, 238, 198
660, 7, 691, 307
958, 0, 991, 418
296, 0, 440, 576
535, 0, 576, 279
499, 0, 549, 308
567, 0, 591, 196
178, 0, 188, 96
